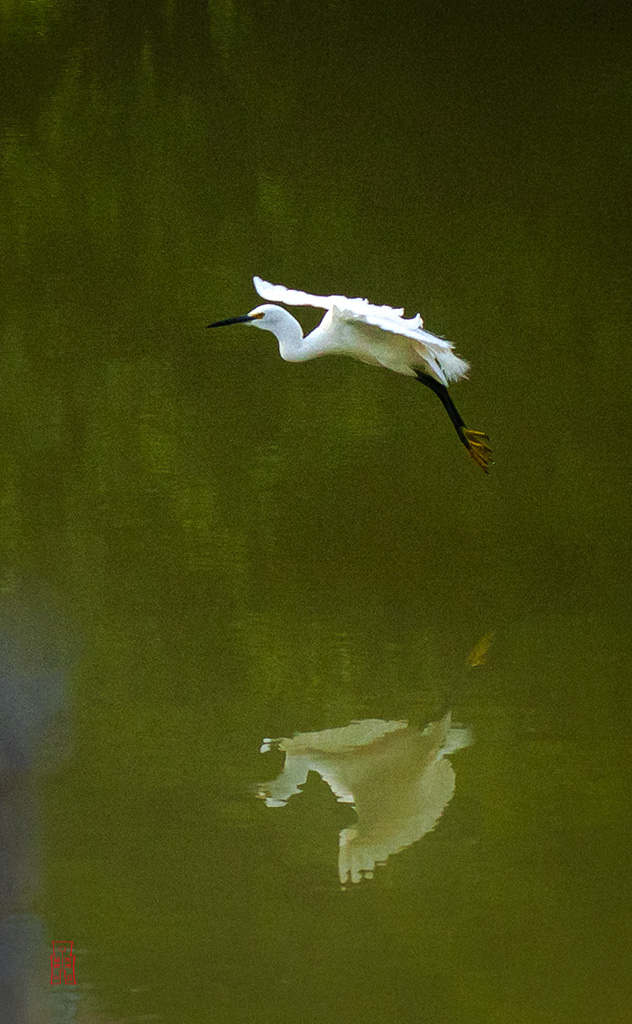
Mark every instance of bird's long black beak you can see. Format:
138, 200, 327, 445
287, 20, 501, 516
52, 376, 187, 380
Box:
206, 315, 256, 329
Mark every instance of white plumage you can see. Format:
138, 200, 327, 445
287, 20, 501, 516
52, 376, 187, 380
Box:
252, 275, 469, 386
207, 276, 491, 471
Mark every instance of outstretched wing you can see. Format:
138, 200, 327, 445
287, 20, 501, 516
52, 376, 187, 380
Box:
253, 276, 405, 319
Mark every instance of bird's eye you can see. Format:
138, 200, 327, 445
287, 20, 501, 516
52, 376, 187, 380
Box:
250, 312, 265, 320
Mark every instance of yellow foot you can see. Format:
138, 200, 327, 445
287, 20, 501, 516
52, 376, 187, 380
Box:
463, 429, 492, 473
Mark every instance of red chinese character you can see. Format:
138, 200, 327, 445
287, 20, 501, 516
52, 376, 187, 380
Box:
50, 941, 76, 985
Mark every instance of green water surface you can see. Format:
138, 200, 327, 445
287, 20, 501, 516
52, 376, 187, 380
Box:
1, 2, 631, 1022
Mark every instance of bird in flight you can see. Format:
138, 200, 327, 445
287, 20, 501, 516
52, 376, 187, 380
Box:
207, 277, 492, 472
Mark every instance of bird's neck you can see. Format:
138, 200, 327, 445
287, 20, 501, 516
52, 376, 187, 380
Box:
270, 314, 310, 362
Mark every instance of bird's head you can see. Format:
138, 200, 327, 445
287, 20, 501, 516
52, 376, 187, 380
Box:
207, 303, 293, 334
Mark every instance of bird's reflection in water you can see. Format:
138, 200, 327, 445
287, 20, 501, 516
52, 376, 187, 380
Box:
257, 712, 472, 884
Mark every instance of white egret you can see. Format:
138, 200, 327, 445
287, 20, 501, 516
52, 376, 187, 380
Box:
208, 276, 491, 472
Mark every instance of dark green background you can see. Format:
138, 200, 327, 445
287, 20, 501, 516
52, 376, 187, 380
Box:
1, 1, 631, 1021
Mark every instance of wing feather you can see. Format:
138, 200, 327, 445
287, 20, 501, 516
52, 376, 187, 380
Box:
341, 308, 453, 350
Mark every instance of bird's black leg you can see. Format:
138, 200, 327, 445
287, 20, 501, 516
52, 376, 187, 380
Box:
414, 370, 466, 436
413, 370, 492, 473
